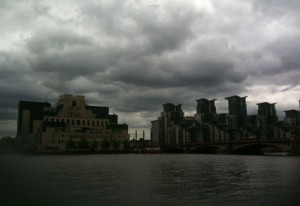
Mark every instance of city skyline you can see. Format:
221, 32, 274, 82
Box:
7, 94, 300, 140
1, 0, 300, 137
151, 95, 300, 146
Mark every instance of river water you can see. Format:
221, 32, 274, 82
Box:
1, 154, 299, 206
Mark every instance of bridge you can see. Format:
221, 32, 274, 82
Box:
160, 138, 300, 154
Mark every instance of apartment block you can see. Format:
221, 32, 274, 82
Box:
151, 95, 300, 146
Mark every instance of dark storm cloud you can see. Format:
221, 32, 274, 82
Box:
26, 29, 93, 54
110, 59, 245, 88
267, 36, 300, 72
252, 0, 300, 17
133, 3, 199, 54
244, 33, 300, 89
26, 30, 112, 81
80, 0, 198, 54
0, 51, 45, 109
1, 0, 300, 137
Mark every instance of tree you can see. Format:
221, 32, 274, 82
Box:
90, 139, 98, 151
100, 139, 111, 149
66, 139, 76, 149
123, 139, 130, 149
111, 139, 120, 149
0, 136, 15, 152
78, 137, 89, 149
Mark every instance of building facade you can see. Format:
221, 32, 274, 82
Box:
17, 94, 129, 151
151, 95, 300, 146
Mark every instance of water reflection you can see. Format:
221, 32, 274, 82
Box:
152, 155, 297, 206
1, 154, 299, 206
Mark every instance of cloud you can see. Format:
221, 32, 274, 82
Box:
1, 0, 300, 137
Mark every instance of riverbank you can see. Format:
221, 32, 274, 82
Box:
2, 148, 300, 156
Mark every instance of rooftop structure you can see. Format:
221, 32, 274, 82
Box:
257, 102, 277, 117
225, 95, 248, 116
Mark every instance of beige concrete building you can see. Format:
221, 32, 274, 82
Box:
17, 94, 129, 151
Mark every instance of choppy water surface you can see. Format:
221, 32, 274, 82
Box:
1, 154, 299, 206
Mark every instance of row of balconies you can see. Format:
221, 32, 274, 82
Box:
44, 117, 109, 127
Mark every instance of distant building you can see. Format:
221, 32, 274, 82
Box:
257, 102, 277, 117
17, 94, 129, 151
225, 95, 248, 128
151, 95, 300, 146
256, 102, 278, 139
282, 110, 300, 139
194, 98, 217, 123
194, 98, 218, 142
159, 103, 184, 144
284, 110, 300, 127
150, 120, 159, 146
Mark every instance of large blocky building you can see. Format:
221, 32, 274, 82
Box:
154, 103, 184, 145
17, 94, 129, 151
151, 95, 300, 146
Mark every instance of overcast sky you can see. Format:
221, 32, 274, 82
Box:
1, 0, 300, 138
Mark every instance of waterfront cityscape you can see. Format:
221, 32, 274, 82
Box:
1, 1, 300, 205
151, 95, 300, 154
1, 93, 299, 206
5, 93, 298, 155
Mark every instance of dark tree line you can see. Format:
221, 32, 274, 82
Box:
66, 138, 130, 150
0, 136, 16, 153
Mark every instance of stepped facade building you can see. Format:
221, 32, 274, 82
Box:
17, 94, 129, 151
151, 95, 300, 146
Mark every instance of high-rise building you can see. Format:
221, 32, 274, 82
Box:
196, 98, 216, 114
157, 103, 184, 144
150, 120, 159, 146
284, 110, 299, 127
195, 98, 217, 123
255, 102, 278, 139
225, 95, 248, 128
193, 98, 218, 142
257, 102, 277, 117
17, 94, 129, 151
225, 95, 247, 116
